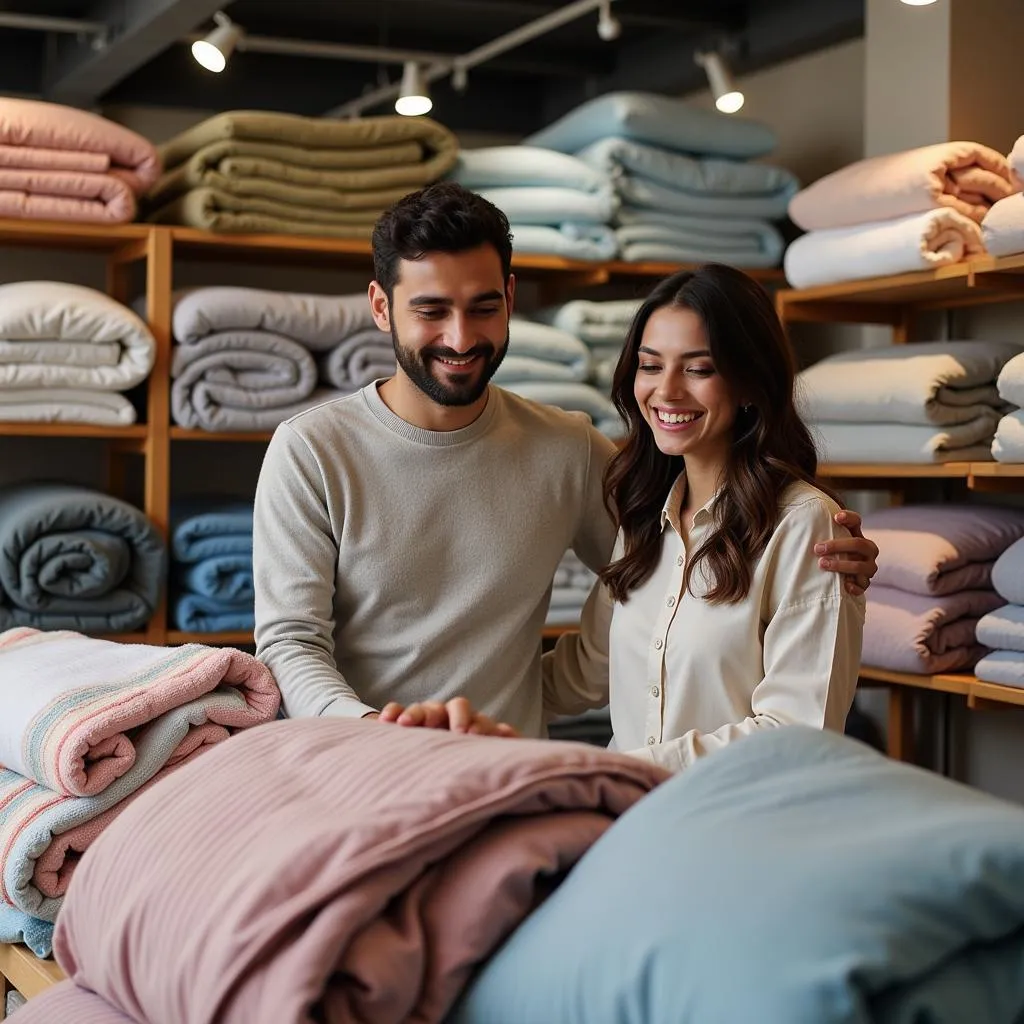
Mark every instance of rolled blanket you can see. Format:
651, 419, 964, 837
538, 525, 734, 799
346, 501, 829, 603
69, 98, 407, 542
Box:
862, 503, 1024, 597
993, 410, 1024, 463
0, 627, 278, 925
615, 210, 783, 267
534, 299, 641, 346
997, 352, 1024, 406
784, 209, 986, 289
993, 538, 1024, 605
34, 718, 665, 1023
0, 388, 136, 425
476, 185, 617, 226
319, 328, 393, 390
977, 605, 1024, 652
797, 341, 1022, 426
450, 145, 607, 192
981, 193, 1024, 257
171, 502, 253, 562
975, 650, 1024, 687
0, 281, 155, 391
173, 285, 374, 348
0, 483, 165, 633
503, 319, 592, 381
789, 142, 1017, 230
579, 136, 799, 219
171, 593, 254, 633
525, 91, 776, 160
502, 381, 623, 437
863, 586, 1001, 674
509, 223, 619, 262
810, 415, 999, 463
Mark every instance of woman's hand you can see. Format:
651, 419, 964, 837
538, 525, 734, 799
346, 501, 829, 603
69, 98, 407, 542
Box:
814, 509, 879, 597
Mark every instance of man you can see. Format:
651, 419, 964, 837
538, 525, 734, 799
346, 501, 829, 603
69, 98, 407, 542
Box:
254, 182, 877, 738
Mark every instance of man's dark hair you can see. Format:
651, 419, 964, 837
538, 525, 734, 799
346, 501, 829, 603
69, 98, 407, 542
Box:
371, 181, 514, 298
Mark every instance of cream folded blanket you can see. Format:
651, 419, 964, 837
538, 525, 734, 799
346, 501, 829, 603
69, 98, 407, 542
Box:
789, 142, 1016, 229
784, 209, 986, 289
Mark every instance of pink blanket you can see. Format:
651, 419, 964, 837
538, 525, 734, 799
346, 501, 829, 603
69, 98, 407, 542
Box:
789, 141, 1017, 230
36, 718, 666, 1024
0, 97, 160, 223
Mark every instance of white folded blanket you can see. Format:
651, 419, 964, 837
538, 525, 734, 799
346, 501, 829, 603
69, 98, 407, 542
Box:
510, 223, 619, 262
450, 146, 607, 193
981, 193, 1024, 257
993, 411, 1024, 463
476, 186, 617, 227
811, 415, 1000, 463
997, 352, 1024, 406
784, 209, 986, 289
0, 389, 136, 425
0, 282, 154, 391
318, 328, 393, 391
1009, 134, 1024, 186
789, 142, 1016, 230
502, 381, 623, 437
797, 341, 1021, 426
534, 300, 641, 346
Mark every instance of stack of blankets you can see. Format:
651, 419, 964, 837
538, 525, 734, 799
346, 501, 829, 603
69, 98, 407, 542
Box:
0, 482, 165, 633
0, 97, 159, 224
785, 141, 1018, 288
798, 341, 1023, 463
170, 501, 254, 632
450, 146, 618, 261
170, 285, 386, 431
0, 281, 155, 425
976, 538, 1024, 686
982, 134, 1024, 256
993, 351, 1024, 461
545, 549, 598, 628
526, 91, 795, 268
144, 111, 458, 237
860, 504, 1024, 675
534, 298, 641, 395
0, 627, 279, 958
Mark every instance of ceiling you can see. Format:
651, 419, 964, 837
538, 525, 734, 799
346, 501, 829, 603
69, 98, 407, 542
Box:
0, 0, 864, 135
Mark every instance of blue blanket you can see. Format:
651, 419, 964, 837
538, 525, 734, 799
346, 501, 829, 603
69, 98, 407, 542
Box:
452, 726, 1024, 1024
171, 593, 254, 632
171, 501, 253, 562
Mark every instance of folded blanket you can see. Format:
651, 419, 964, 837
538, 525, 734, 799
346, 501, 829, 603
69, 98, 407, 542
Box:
784, 209, 987, 289
997, 352, 1024, 407
0, 281, 154, 392
977, 604, 1024, 652
173, 286, 375, 348
993, 410, 1024, 462
981, 193, 1024, 257
534, 299, 641, 346
797, 341, 1021, 426
171, 593, 254, 633
1010, 134, 1024, 185
33, 718, 665, 1023
493, 320, 593, 383
975, 650, 1024, 687
993, 538, 1024, 605
502, 381, 623, 437
452, 725, 1024, 1024
789, 142, 1016, 230
450, 146, 607, 192
174, 554, 252, 602
810, 415, 999, 463
0, 388, 136, 425
864, 586, 1002, 675
0, 484, 165, 633
171, 502, 253, 562
0, 629, 278, 926
0, 902, 53, 958
171, 331, 335, 431
577, 136, 799, 219
319, 327, 393, 390
862, 503, 1024, 596
525, 91, 776, 160
615, 213, 783, 267
476, 185, 617, 226
509, 222, 619, 261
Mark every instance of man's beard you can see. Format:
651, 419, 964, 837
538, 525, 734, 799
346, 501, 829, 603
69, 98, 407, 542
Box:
391, 323, 509, 407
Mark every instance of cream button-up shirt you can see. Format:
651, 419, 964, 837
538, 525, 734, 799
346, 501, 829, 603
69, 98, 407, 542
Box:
543, 473, 865, 773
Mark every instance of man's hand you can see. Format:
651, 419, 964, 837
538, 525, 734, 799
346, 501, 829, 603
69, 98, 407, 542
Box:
814, 509, 879, 597
374, 697, 520, 737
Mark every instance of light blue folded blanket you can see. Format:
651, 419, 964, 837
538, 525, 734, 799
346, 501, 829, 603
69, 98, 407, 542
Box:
534, 299, 641, 346
977, 604, 1024, 653
476, 185, 617, 226
449, 145, 607, 193
505, 318, 591, 378
452, 725, 1024, 1024
525, 91, 777, 159
976, 650, 1024, 687
615, 212, 783, 267
0, 903, 54, 958
579, 136, 799, 219
171, 501, 253, 562
501, 381, 623, 438
993, 538, 1024, 604
510, 223, 618, 261
174, 554, 253, 601
993, 410, 1024, 463
171, 593, 254, 632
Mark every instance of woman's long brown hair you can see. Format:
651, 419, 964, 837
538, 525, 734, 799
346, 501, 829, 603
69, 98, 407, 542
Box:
600, 264, 838, 604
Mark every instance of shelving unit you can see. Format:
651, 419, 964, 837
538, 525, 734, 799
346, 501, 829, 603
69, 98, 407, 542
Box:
776, 258, 1024, 760
0, 942, 64, 1013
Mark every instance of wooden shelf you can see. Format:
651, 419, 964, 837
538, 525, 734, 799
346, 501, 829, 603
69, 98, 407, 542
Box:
170, 427, 273, 443
542, 624, 578, 639
166, 630, 255, 646
969, 680, 1024, 708
0, 218, 149, 252
819, 462, 972, 480
859, 664, 974, 696
0, 943, 64, 1001
0, 423, 147, 440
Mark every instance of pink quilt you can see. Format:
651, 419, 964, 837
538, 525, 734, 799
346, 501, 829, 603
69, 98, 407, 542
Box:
33, 718, 667, 1024
0, 97, 160, 223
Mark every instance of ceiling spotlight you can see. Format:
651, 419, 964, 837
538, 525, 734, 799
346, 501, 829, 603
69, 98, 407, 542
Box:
695, 50, 744, 114
395, 61, 432, 116
597, 1, 621, 41
451, 63, 468, 92
191, 11, 241, 73
900, 0, 938, 5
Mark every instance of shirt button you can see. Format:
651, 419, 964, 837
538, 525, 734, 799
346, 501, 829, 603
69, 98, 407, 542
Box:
653, 638, 664, 650
666, 596, 676, 607
650, 685, 660, 697
647, 736, 656, 745
676, 555, 684, 566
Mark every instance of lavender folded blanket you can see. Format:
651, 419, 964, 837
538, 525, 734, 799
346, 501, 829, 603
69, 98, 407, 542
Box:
862, 504, 1024, 596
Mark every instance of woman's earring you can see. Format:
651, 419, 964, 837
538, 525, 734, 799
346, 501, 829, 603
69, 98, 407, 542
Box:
742, 403, 753, 413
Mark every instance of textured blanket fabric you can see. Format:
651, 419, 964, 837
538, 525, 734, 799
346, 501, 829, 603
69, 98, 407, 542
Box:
38, 718, 665, 1024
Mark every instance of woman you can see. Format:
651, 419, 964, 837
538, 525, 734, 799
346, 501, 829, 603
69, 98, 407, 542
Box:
542, 263, 865, 772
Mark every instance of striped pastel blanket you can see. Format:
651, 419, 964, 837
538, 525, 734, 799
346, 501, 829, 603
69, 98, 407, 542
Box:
0, 627, 279, 927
